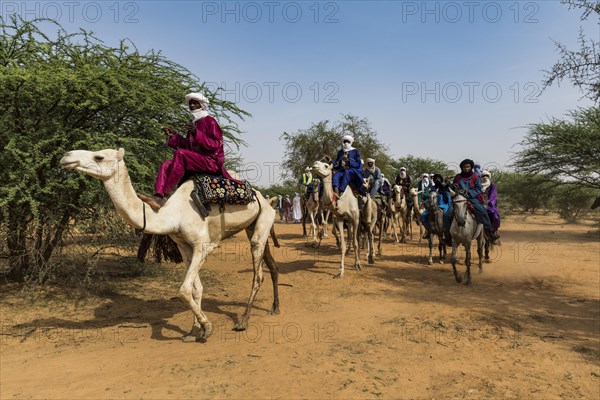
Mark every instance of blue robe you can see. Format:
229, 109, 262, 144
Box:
332, 148, 366, 196
453, 173, 492, 230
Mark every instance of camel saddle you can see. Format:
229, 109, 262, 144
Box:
191, 175, 255, 217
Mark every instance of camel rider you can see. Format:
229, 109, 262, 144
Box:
481, 170, 501, 238
394, 167, 413, 207
421, 174, 453, 243
453, 159, 500, 244
363, 158, 382, 199
298, 167, 314, 200
137, 92, 235, 211
380, 173, 391, 197
332, 135, 367, 206
417, 173, 431, 208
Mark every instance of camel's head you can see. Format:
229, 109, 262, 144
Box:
392, 185, 402, 194
409, 187, 418, 197
311, 160, 332, 178
60, 148, 125, 181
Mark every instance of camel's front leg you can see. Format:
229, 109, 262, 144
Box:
367, 222, 375, 265
178, 247, 211, 342
464, 245, 472, 286
322, 210, 330, 238
334, 218, 346, 279
309, 212, 318, 246
477, 235, 484, 273
451, 244, 461, 283
352, 219, 362, 272
236, 228, 268, 331
438, 239, 446, 264
377, 214, 384, 256
428, 236, 434, 266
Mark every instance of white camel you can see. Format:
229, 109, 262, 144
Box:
409, 187, 426, 245
448, 190, 484, 286
311, 160, 374, 278
60, 148, 280, 342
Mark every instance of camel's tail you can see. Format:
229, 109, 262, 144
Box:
270, 225, 280, 248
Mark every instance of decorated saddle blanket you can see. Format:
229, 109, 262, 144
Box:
193, 175, 255, 206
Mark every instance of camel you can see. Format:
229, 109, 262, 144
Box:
409, 187, 426, 245
389, 185, 408, 243
311, 160, 374, 278
425, 191, 447, 265
301, 177, 321, 246
60, 148, 280, 342
448, 189, 484, 286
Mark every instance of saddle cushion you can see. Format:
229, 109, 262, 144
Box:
193, 175, 254, 206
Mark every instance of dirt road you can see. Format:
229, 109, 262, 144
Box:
1, 214, 599, 399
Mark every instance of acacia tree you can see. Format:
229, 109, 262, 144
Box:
514, 107, 600, 189
0, 17, 249, 281
543, 0, 600, 103
280, 114, 394, 179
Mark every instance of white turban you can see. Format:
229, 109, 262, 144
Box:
481, 170, 491, 192
185, 92, 210, 110
341, 135, 354, 144
305, 167, 311, 172
366, 158, 375, 164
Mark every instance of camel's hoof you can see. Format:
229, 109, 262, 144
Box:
333, 273, 344, 279
268, 306, 281, 315
182, 324, 206, 342
428, 260, 433, 266
439, 260, 445, 264
354, 264, 362, 271
182, 334, 199, 343
202, 322, 214, 339
485, 258, 491, 264
368, 256, 375, 265
234, 320, 248, 331
465, 281, 473, 287
455, 275, 462, 283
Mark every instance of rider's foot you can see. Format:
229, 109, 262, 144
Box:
137, 193, 165, 211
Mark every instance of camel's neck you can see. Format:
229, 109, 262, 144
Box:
102, 162, 172, 235
319, 173, 334, 206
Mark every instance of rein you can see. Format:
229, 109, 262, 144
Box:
136, 203, 147, 234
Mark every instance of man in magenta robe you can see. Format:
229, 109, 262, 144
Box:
137, 92, 235, 210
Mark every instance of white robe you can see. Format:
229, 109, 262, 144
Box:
292, 195, 302, 221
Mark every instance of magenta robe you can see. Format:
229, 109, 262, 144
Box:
154, 115, 236, 196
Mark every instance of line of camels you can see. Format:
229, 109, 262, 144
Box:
60, 148, 489, 343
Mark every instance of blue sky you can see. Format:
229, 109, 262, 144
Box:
5, 1, 596, 184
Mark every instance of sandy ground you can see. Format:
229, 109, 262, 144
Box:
1, 214, 599, 399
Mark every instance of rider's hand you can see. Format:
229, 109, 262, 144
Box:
164, 127, 176, 137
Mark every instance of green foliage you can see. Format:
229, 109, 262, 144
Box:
543, 0, 600, 103
493, 171, 556, 214
0, 17, 249, 281
256, 179, 298, 199
513, 107, 600, 189
552, 185, 599, 222
280, 114, 394, 179
390, 155, 455, 183
493, 171, 599, 222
